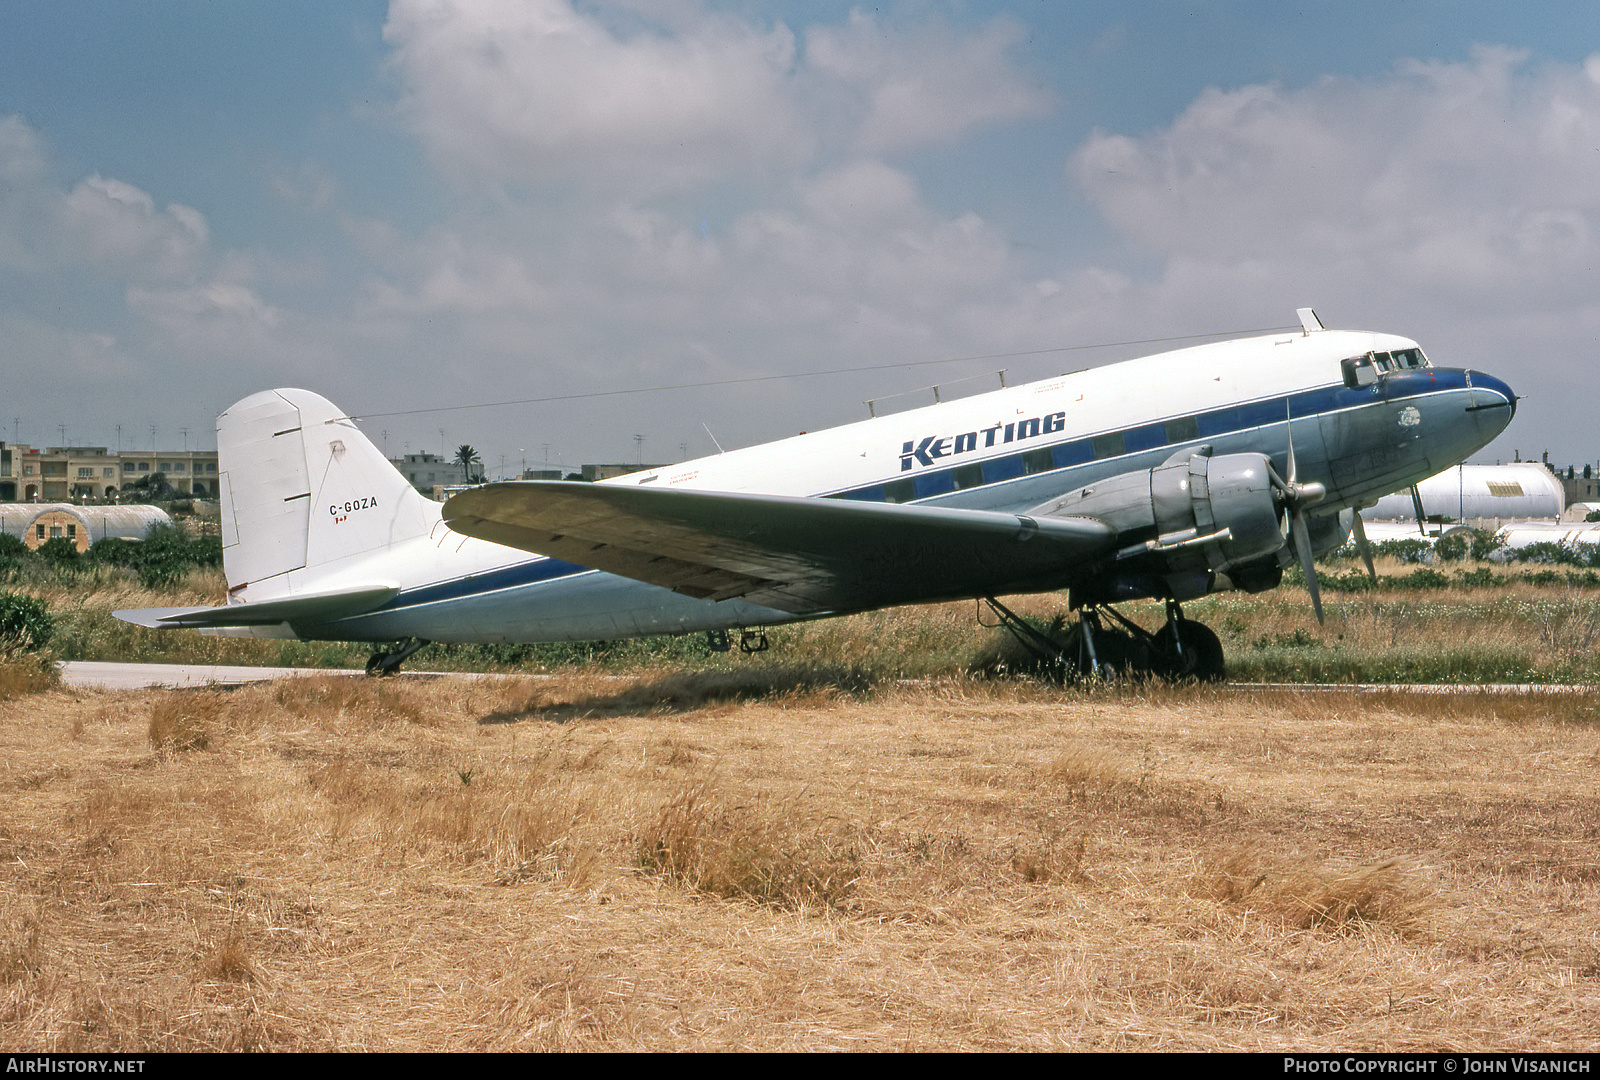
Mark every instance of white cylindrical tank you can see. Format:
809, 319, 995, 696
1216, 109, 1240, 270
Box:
1498, 523, 1600, 551
1365, 464, 1563, 523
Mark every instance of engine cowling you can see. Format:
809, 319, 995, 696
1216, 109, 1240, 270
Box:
1031, 447, 1292, 602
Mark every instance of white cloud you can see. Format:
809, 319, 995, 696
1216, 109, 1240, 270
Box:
0, 116, 211, 282
384, 0, 809, 191
353, 1, 1058, 434
382, 0, 1050, 194
60, 176, 209, 279
126, 282, 282, 332
1072, 47, 1600, 308
805, 10, 1052, 153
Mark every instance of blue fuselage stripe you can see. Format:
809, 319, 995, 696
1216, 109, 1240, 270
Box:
826, 372, 1474, 505
380, 555, 594, 614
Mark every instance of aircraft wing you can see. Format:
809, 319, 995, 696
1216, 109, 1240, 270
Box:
443, 481, 1115, 615
114, 582, 400, 629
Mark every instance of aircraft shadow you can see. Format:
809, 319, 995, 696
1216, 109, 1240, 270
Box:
478, 663, 877, 725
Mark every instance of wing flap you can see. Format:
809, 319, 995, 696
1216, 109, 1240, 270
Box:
115, 582, 400, 629
444, 482, 1114, 614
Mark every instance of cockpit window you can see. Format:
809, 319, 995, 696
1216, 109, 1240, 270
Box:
1391, 348, 1428, 369
1341, 355, 1378, 388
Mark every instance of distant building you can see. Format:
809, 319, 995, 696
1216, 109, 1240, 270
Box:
0, 503, 173, 552
390, 453, 456, 494
1554, 463, 1600, 506
0, 442, 218, 502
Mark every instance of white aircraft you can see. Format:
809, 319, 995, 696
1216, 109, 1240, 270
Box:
116, 310, 1516, 680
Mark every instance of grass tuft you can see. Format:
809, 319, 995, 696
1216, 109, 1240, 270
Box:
147, 690, 222, 752
0, 658, 58, 700
201, 929, 257, 984
637, 782, 856, 910
1196, 851, 1435, 934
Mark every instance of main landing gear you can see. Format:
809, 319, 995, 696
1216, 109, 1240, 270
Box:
366, 638, 429, 677
982, 598, 1225, 683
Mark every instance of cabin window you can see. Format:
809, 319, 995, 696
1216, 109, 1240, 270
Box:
1021, 448, 1054, 475
883, 479, 915, 504
1091, 432, 1125, 459
1164, 416, 1199, 444
1341, 356, 1378, 388
952, 463, 984, 490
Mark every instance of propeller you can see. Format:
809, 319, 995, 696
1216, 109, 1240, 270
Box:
1266, 408, 1328, 623
1350, 509, 1377, 582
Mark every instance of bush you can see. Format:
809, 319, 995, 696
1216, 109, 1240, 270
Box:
1373, 539, 1432, 565
0, 534, 28, 560
191, 535, 223, 567
35, 537, 79, 563
87, 536, 140, 566
1434, 531, 1468, 562
1469, 528, 1506, 561
0, 592, 53, 655
129, 524, 199, 588
1515, 541, 1577, 566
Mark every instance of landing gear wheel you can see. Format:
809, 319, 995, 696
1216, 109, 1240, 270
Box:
364, 639, 429, 678
1158, 620, 1225, 683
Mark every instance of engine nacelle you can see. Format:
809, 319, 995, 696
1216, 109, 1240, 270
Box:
1032, 447, 1289, 591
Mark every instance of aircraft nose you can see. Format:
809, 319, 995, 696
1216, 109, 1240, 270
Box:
1470, 370, 1517, 420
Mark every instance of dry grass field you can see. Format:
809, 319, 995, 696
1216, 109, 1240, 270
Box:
2, 665, 1597, 1051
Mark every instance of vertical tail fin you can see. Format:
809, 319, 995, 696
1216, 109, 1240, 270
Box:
217, 389, 440, 601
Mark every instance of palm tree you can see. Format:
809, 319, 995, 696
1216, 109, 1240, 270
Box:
453, 444, 481, 484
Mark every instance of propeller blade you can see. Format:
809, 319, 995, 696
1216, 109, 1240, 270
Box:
1293, 509, 1324, 624
1285, 404, 1298, 486
1350, 510, 1377, 582
1410, 484, 1427, 537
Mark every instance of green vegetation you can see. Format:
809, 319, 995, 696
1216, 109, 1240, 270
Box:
0, 591, 53, 655
11, 526, 1600, 684
2, 524, 221, 590
0, 588, 58, 698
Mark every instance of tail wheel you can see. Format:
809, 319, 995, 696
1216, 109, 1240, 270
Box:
1159, 619, 1225, 683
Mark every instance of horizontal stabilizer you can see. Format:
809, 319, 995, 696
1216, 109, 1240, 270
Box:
114, 582, 400, 629
443, 482, 1115, 614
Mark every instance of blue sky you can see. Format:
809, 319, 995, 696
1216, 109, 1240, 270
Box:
3, 1, 1599, 469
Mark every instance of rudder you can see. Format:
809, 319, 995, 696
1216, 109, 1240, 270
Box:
217, 389, 439, 601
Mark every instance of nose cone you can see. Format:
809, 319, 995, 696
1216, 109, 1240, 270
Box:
1467, 370, 1517, 444
1471, 371, 1516, 418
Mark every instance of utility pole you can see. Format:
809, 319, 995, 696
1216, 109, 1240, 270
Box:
633, 434, 644, 465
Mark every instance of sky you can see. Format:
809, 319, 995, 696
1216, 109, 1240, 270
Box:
3, 1, 1600, 474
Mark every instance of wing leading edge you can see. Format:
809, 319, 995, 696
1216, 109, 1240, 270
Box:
443, 481, 1115, 615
